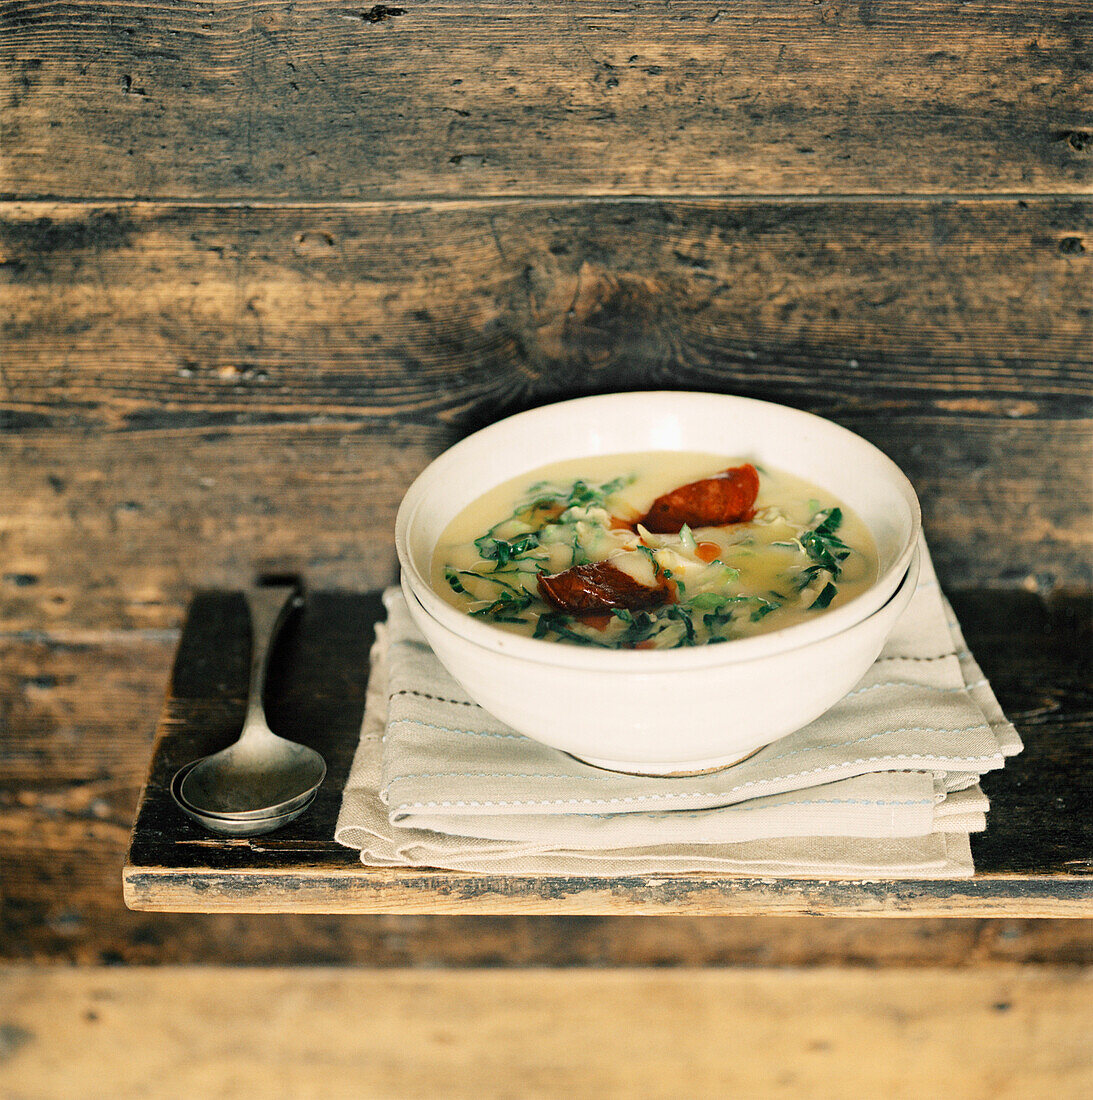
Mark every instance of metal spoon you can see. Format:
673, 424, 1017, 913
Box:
177, 584, 327, 818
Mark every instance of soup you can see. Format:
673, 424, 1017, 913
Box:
431, 452, 878, 649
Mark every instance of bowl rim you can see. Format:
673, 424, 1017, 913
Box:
396, 391, 922, 671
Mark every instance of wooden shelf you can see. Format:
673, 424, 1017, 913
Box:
124, 588, 1092, 916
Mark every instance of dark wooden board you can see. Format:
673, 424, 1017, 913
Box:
3, 198, 1090, 631
2, 2, 1090, 200
4, 631, 1091, 964
121, 586, 1093, 916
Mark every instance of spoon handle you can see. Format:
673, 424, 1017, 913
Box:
242, 584, 301, 731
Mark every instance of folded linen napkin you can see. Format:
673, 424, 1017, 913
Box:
336, 541, 1021, 878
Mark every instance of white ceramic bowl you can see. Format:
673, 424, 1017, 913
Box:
395, 391, 922, 773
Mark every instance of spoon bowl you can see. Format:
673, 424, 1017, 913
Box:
175, 585, 327, 822
171, 760, 317, 835
179, 727, 326, 817
173, 757, 320, 822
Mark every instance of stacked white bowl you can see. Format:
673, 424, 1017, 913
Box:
396, 392, 921, 774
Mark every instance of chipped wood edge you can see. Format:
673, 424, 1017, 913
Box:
122, 863, 1093, 917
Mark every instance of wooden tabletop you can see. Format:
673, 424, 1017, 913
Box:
123, 586, 1093, 916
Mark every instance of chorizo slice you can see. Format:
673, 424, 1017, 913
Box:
639, 463, 760, 533
537, 560, 673, 614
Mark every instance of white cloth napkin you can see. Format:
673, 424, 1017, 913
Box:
336, 541, 1021, 878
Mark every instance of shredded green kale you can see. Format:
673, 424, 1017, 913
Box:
520, 475, 632, 514
473, 530, 541, 568
796, 507, 852, 610
469, 588, 534, 624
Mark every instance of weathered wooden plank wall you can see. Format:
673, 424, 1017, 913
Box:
2, 198, 1090, 629
1, 0, 1090, 962
4, 1, 1091, 198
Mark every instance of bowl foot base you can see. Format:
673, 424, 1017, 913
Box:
565, 744, 765, 777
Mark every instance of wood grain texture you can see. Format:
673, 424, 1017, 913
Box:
118, 587, 1093, 917
5, 200, 1090, 423
3, 198, 1090, 629
0, 634, 174, 960
2, 1, 1091, 200
3, 967, 1091, 1099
